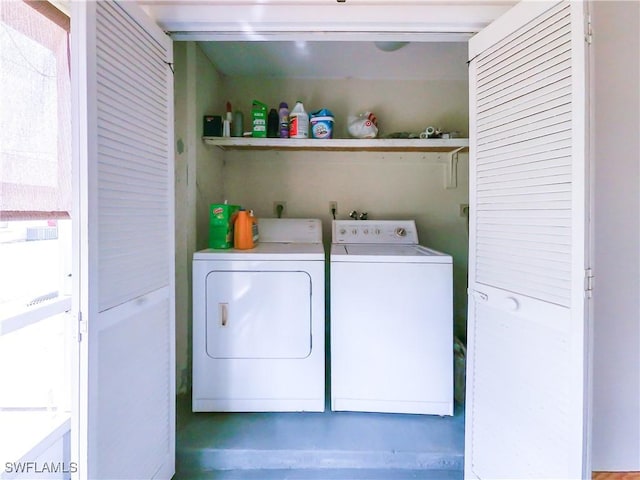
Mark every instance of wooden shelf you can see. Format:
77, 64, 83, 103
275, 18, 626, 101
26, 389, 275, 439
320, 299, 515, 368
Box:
202, 136, 468, 189
202, 136, 469, 152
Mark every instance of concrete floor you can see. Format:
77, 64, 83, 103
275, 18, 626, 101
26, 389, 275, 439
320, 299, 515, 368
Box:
175, 395, 465, 479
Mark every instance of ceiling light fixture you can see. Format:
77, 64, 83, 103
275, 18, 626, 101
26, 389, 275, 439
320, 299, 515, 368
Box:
374, 41, 409, 52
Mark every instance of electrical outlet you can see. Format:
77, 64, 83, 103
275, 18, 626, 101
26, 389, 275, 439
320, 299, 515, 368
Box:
329, 201, 338, 215
273, 201, 286, 217
460, 204, 469, 217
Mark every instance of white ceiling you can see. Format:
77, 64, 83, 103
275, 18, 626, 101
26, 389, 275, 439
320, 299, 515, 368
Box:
197, 41, 469, 80
141, 1, 517, 36
139, 1, 516, 81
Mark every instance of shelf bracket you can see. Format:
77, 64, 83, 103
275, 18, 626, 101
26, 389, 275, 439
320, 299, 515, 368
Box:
445, 147, 465, 189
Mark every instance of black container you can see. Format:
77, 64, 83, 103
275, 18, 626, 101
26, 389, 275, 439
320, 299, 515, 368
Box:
267, 108, 279, 138
203, 115, 223, 137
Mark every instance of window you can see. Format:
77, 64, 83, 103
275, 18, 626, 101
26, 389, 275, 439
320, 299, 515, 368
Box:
0, 0, 72, 466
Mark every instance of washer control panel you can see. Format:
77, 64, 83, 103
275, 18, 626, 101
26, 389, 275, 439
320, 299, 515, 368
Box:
332, 220, 419, 244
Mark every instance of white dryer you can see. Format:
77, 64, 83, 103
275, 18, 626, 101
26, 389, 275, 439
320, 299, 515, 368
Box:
330, 220, 453, 416
192, 218, 325, 412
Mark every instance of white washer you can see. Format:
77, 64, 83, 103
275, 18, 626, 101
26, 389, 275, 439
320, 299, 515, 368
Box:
193, 218, 325, 412
330, 220, 453, 416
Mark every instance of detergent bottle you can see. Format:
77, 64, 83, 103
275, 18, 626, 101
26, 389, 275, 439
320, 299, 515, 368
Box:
234, 209, 259, 249
278, 102, 289, 138
289, 101, 309, 139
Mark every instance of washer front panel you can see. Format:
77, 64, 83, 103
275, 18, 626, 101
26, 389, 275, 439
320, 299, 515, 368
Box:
330, 260, 453, 415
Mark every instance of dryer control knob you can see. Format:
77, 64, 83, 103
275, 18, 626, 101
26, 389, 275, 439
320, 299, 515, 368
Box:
395, 227, 407, 237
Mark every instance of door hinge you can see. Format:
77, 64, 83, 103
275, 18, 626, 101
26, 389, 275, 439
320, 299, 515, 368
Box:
585, 268, 594, 298
586, 14, 593, 44
78, 311, 87, 342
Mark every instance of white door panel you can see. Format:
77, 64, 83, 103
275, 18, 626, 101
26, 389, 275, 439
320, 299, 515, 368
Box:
466, 1, 589, 478
72, 1, 175, 478
470, 300, 572, 478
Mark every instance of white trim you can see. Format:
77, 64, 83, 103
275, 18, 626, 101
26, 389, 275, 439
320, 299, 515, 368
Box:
91, 286, 172, 333
170, 31, 474, 42
49, 0, 70, 17
70, 1, 94, 477
0, 296, 71, 336
202, 137, 469, 150
15, 417, 70, 463
568, 1, 590, 477
585, 1, 596, 473
2, 416, 71, 480
146, 3, 515, 36
464, 45, 480, 480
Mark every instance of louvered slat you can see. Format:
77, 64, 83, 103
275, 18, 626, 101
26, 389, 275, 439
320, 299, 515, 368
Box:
474, 2, 573, 307
476, 2, 570, 81
477, 39, 571, 104
477, 90, 571, 132
95, 2, 171, 312
478, 111, 571, 147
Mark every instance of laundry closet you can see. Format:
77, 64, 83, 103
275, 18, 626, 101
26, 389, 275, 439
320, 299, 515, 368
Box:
171, 38, 470, 474
173, 39, 471, 391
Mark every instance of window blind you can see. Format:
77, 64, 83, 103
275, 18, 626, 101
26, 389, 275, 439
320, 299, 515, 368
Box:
0, 1, 71, 221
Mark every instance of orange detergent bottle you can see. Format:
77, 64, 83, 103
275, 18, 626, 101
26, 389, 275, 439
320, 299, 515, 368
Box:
234, 209, 259, 249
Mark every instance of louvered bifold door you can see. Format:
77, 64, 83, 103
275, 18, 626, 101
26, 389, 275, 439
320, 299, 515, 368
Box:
72, 2, 175, 479
465, 1, 588, 479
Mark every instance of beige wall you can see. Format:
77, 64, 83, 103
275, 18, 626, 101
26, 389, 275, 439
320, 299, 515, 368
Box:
222, 151, 469, 337
194, 46, 226, 251
174, 42, 225, 394
223, 77, 468, 139
219, 74, 470, 337
591, 0, 640, 470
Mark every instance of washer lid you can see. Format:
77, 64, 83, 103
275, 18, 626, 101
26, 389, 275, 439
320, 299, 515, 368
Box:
331, 243, 451, 263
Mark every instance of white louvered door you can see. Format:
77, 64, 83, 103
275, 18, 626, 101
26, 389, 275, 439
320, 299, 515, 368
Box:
72, 2, 175, 479
465, 1, 589, 479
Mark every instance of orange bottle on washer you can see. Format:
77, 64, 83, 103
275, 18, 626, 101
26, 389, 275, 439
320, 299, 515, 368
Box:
234, 209, 258, 249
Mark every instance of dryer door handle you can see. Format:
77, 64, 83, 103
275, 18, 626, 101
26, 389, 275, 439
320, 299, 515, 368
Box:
220, 303, 229, 327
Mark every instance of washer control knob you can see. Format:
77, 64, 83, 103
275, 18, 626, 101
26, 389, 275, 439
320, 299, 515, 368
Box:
395, 227, 407, 237
363, 228, 369, 235
339, 228, 346, 235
